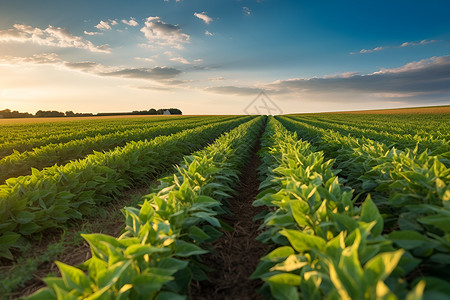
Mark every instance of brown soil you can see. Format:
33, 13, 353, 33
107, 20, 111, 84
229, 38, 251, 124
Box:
190, 138, 269, 300
4, 186, 151, 299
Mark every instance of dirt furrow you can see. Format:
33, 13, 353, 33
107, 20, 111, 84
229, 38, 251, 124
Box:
191, 137, 268, 300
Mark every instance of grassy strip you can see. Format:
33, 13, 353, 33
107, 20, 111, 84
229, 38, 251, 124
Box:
27, 116, 265, 299
0, 116, 252, 260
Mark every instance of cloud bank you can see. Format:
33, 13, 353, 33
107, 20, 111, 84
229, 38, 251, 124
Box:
0, 24, 110, 53
1, 53, 182, 84
207, 56, 450, 102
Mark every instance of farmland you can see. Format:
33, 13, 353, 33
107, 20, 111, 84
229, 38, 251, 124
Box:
0, 108, 449, 299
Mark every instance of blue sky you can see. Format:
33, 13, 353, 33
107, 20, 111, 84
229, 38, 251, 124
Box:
0, 0, 449, 114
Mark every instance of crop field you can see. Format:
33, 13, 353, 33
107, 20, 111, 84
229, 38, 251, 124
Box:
0, 109, 449, 299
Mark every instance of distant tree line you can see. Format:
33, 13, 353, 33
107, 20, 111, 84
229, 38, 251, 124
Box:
0, 109, 34, 118
97, 108, 182, 116
35, 111, 94, 118
0, 108, 182, 119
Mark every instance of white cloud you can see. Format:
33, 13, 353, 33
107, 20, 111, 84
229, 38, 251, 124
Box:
352, 39, 437, 55
208, 77, 225, 81
373, 56, 439, 74
0, 53, 61, 65
122, 18, 139, 26
170, 57, 190, 64
101, 67, 182, 81
84, 31, 103, 36
205, 30, 214, 36
401, 39, 436, 47
0, 24, 111, 53
140, 16, 190, 49
109, 20, 118, 26
193, 59, 203, 63
360, 46, 385, 53
95, 20, 111, 30
323, 72, 359, 78
194, 12, 212, 24
135, 57, 155, 62
243, 7, 251, 15
350, 46, 386, 54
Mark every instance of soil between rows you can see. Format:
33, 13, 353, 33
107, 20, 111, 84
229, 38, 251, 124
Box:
191, 135, 269, 300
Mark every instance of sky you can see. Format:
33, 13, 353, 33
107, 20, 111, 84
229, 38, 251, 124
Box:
0, 0, 449, 115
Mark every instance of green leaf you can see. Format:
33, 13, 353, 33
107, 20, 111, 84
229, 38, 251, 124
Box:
54, 285, 78, 300
174, 240, 208, 257
268, 282, 299, 300
157, 257, 189, 274
406, 280, 425, 300
270, 255, 308, 272
16, 211, 36, 224
25, 288, 56, 300
418, 213, 450, 232
360, 195, 383, 237
138, 200, 155, 223
124, 244, 170, 258
132, 272, 173, 295
289, 199, 310, 227
334, 214, 358, 232
188, 226, 211, 243
364, 249, 404, 285
97, 260, 132, 289
267, 273, 302, 286
19, 222, 42, 235
56, 261, 91, 294
280, 229, 326, 252
0, 232, 20, 247
388, 231, 430, 250
267, 274, 301, 300
262, 246, 295, 261
328, 262, 352, 300
191, 212, 221, 227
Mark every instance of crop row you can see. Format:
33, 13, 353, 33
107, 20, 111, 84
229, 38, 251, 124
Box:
251, 117, 432, 299
276, 116, 450, 293
289, 116, 449, 156
0, 116, 243, 183
0, 116, 252, 260
0, 116, 192, 142
0, 116, 204, 158
294, 113, 450, 140
27, 116, 265, 299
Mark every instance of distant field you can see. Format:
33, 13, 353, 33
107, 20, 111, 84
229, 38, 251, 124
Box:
328, 105, 450, 114
0, 114, 185, 124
